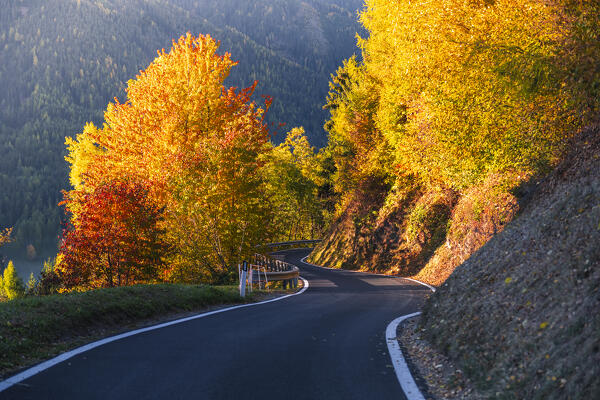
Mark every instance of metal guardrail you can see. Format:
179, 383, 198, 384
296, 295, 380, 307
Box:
250, 266, 299, 282
238, 251, 305, 296
259, 239, 321, 248
250, 253, 299, 289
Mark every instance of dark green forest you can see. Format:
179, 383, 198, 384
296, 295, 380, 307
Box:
0, 0, 363, 259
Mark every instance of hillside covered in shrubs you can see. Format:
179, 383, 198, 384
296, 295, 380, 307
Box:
309, 0, 599, 287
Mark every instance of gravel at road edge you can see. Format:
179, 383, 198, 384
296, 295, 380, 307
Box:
398, 316, 485, 400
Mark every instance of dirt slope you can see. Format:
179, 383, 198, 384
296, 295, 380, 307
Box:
309, 168, 520, 287
420, 125, 600, 399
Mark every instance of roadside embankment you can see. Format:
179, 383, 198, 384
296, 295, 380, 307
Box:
309, 167, 521, 287
420, 126, 600, 399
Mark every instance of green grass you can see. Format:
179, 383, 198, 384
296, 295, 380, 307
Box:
0, 284, 256, 377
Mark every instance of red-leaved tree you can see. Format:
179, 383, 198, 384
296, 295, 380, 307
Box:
58, 180, 170, 289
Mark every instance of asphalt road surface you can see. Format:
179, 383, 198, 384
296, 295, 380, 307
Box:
1, 248, 430, 400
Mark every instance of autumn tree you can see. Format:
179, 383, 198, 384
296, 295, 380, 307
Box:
355, 0, 600, 189
37, 257, 62, 295
0, 228, 12, 248
1, 261, 25, 300
65, 33, 272, 283
0, 228, 13, 291
165, 84, 273, 282
26, 273, 37, 295
312, 0, 600, 278
261, 127, 324, 241
321, 0, 600, 206
58, 180, 170, 289
323, 56, 394, 201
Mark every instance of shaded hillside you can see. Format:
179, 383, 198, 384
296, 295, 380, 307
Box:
0, 0, 361, 256
420, 125, 600, 399
172, 0, 364, 74
309, 172, 520, 286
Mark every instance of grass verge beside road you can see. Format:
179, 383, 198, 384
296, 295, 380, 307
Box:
0, 284, 262, 378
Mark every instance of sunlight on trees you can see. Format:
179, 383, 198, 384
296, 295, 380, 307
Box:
59, 181, 170, 289
62, 34, 279, 285
261, 127, 324, 242
1, 261, 25, 300
0, 228, 12, 248
308, 0, 600, 284
324, 0, 600, 201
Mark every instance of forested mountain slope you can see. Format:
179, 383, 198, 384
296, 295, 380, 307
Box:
0, 0, 361, 257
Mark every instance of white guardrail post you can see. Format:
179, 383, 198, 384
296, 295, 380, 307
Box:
240, 260, 248, 297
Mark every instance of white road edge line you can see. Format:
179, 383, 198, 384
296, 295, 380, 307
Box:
299, 254, 435, 292
0, 277, 310, 393
386, 312, 426, 400
400, 277, 436, 292
299, 252, 435, 399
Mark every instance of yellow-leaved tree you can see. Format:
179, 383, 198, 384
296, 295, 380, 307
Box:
314, 0, 599, 277
261, 127, 324, 241
354, 0, 597, 189
64, 33, 273, 283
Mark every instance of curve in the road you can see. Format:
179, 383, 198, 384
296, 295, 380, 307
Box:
1, 248, 431, 400
300, 252, 434, 400
300, 253, 435, 292
0, 278, 310, 393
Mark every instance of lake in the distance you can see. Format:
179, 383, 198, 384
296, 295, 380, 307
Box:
6, 258, 44, 281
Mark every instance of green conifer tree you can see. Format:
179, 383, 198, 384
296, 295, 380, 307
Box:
3, 261, 25, 300
26, 272, 37, 294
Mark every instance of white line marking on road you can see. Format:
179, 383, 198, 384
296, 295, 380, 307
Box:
386, 313, 426, 400
400, 278, 436, 292
299, 252, 435, 399
0, 278, 309, 393
299, 254, 435, 292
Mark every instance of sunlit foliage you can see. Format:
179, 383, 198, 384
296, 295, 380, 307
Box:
323, 56, 395, 215
63, 34, 273, 284
261, 127, 324, 241
1, 0, 362, 253
325, 0, 600, 195
0, 228, 12, 248
59, 181, 169, 289
314, 0, 600, 278
0, 261, 25, 301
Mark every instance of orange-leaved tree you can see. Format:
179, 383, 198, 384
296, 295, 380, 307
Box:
64, 33, 273, 283
0, 227, 12, 248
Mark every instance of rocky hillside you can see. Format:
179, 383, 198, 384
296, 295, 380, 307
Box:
308, 167, 522, 287
419, 125, 599, 399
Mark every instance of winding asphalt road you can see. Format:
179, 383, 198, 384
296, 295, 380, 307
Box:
1, 248, 430, 400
